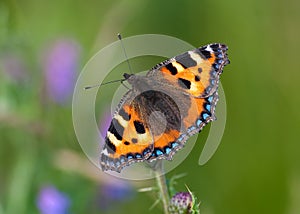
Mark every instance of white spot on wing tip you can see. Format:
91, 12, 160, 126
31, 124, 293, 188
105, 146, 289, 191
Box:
205, 45, 213, 52
101, 148, 109, 155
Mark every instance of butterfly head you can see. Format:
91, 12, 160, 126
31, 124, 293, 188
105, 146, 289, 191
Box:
123, 73, 133, 80
123, 73, 139, 86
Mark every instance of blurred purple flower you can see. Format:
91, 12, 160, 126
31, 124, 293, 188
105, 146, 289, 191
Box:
43, 39, 80, 104
37, 185, 70, 214
0, 53, 27, 83
99, 108, 112, 138
97, 177, 134, 210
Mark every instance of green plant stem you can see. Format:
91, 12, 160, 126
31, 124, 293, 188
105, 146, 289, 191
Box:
154, 161, 170, 214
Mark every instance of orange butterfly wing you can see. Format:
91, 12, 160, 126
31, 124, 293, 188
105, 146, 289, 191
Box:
100, 92, 154, 172
147, 43, 229, 98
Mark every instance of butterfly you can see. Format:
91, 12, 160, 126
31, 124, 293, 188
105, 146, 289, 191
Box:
100, 43, 230, 172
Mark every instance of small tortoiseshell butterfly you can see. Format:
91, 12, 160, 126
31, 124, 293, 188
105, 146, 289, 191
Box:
100, 43, 230, 172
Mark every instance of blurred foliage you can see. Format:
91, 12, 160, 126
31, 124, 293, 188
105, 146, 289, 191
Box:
0, 0, 300, 214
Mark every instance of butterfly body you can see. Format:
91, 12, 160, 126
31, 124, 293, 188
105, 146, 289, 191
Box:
100, 43, 229, 172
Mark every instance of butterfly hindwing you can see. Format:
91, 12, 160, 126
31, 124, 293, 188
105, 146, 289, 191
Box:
137, 89, 184, 161
146, 91, 219, 162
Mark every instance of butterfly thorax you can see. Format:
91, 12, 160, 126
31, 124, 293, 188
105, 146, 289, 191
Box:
123, 73, 153, 92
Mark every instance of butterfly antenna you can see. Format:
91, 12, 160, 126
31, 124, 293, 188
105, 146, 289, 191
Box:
84, 78, 125, 90
84, 33, 132, 90
118, 33, 133, 74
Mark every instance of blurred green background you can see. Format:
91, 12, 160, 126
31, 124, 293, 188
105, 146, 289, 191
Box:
0, 0, 299, 213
